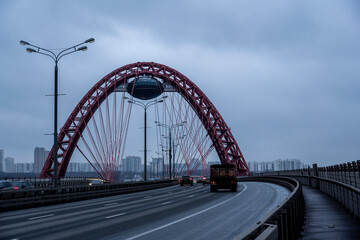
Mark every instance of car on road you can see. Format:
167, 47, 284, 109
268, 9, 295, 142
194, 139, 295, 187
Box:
202, 176, 210, 185
13, 180, 34, 189
89, 179, 103, 186
179, 176, 193, 186
0, 180, 19, 191
196, 177, 203, 184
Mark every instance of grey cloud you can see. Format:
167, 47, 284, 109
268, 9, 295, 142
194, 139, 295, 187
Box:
0, 0, 359, 167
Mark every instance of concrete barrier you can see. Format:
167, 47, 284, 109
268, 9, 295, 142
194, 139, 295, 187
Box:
234, 176, 304, 240
0, 180, 178, 212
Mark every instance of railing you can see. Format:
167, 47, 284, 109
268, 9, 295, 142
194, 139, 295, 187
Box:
266, 160, 360, 188
234, 176, 304, 240
0, 180, 178, 212
1, 177, 91, 188
259, 161, 360, 222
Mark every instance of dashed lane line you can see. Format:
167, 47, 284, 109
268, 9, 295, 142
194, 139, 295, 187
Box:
104, 203, 119, 206
28, 214, 55, 220
105, 213, 126, 219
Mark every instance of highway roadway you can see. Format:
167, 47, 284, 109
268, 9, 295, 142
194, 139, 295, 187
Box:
0, 182, 289, 240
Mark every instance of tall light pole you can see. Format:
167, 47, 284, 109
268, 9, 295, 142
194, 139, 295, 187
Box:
156, 121, 186, 179
20, 38, 95, 187
128, 97, 165, 181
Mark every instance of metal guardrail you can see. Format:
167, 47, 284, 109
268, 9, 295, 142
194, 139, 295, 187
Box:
1, 177, 92, 188
259, 162, 360, 222
261, 161, 360, 189
0, 180, 178, 212
316, 160, 360, 188
234, 176, 305, 240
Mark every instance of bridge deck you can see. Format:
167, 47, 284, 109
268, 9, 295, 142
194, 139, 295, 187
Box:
301, 186, 360, 240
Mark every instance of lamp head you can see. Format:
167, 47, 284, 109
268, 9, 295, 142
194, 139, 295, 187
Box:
77, 46, 87, 51
26, 48, 36, 53
20, 40, 29, 45
85, 38, 95, 43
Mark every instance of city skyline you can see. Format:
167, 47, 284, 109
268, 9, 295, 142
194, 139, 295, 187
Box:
1, 1, 360, 167
0, 144, 352, 170
247, 159, 310, 173
1, 146, 314, 174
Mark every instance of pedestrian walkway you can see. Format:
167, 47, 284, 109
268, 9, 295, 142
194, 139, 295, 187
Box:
301, 186, 360, 240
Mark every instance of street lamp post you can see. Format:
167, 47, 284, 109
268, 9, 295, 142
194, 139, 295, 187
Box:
156, 121, 186, 179
169, 130, 172, 179
20, 38, 95, 187
171, 138, 183, 179
128, 98, 165, 181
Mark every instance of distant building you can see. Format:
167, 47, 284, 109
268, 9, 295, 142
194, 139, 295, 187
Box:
248, 159, 305, 173
122, 156, 141, 172
68, 162, 95, 172
4, 157, 15, 173
150, 157, 163, 178
294, 159, 302, 169
34, 147, 48, 173
15, 162, 34, 173
274, 159, 281, 171
0, 149, 3, 172
248, 161, 256, 172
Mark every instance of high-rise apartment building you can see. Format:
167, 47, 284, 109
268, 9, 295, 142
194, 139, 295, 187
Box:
0, 149, 3, 172
150, 157, 163, 178
4, 157, 15, 173
248, 159, 304, 173
34, 147, 48, 173
68, 162, 96, 172
121, 156, 141, 172
15, 162, 34, 173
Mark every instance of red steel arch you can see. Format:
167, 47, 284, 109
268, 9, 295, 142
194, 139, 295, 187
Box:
41, 62, 250, 178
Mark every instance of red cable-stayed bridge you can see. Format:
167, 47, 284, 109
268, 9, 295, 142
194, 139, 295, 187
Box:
40, 62, 250, 182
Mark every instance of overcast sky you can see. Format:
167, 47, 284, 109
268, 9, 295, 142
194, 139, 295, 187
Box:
0, 0, 359, 167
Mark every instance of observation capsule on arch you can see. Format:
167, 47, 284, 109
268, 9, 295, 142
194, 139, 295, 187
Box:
127, 76, 164, 100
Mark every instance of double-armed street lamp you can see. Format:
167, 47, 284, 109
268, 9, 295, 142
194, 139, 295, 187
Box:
155, 121, 186, 179
128, 96, 167, 181
20, 38, 95, 187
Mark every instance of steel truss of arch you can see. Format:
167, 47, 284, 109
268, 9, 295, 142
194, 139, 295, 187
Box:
41, 62, 250, 179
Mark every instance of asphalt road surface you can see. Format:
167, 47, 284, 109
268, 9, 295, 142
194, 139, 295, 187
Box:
0, 182, 289, 240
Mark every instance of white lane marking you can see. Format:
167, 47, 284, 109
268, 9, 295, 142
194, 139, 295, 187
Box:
144, 196, 152, 199
126, 184, 248, 240
28, 214, 54, 220
105, 213, 126, 219
11, 238, 20, 240
105, 203, 119, 206
161, 201, 172, 205
188, 195, 194, 198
